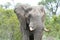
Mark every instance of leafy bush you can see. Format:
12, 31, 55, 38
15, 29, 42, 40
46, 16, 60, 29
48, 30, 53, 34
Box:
0, 7, 22, 40
44, 14, 60, 39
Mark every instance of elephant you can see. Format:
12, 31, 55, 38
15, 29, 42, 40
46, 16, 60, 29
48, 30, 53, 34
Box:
14, 4, 45, 40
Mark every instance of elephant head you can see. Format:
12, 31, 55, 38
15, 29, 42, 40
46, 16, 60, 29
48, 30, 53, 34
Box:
14, 4, 45, 31
25, 5, 45, 31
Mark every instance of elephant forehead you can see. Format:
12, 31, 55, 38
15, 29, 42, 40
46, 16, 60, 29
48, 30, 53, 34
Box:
29, 8, 42, 16
29, 8, 40, 15
30, 17, 42, 24
32, 16, 41, 20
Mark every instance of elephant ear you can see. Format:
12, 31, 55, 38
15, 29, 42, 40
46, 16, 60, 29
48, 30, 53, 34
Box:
39, 5, 45, 22
14, 4, 32, 30
14, 4, 28, 17
14, 4, 32, 17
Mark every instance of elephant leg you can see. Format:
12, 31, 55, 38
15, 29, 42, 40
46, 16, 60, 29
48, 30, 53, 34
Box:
34, 29, 43, 40
20, 21, 29, 40
22, 30, 29, 40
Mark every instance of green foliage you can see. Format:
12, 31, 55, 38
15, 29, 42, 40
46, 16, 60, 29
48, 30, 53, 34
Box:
38, 0, 60, 5
44, 14, 60, 39
38, 0, 60, 15
0, 7, 22, 40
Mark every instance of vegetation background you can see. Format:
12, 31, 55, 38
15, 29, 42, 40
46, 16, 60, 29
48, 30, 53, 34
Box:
0, 0, 60, 40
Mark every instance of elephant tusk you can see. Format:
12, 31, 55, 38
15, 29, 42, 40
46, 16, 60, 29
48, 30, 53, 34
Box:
30, 27, 34, 31
44, 28, 49, 32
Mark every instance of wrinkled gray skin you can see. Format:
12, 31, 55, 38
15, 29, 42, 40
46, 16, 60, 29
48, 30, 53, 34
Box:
14, 4, 45, 40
